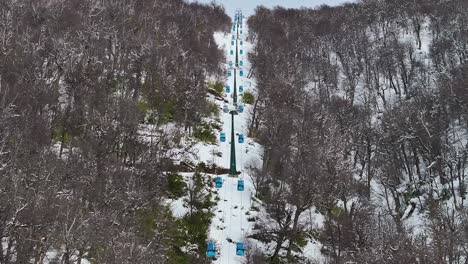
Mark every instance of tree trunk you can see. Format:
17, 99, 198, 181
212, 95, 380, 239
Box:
271, 213, 292, 261
248, 98, 259, 137
286, 208, 303, 259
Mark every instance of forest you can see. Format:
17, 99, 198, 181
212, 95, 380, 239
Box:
1, 0, 468, 263
246, 0, 468, 263
0, 0, 230, 263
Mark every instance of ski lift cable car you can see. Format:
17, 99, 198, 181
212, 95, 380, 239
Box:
237, 180, 244, 191
238, 134, 244, 143
236, 242, 245, 256
215, 176, 223, 188
207, 242, 216, 257
238, 104, 244, 113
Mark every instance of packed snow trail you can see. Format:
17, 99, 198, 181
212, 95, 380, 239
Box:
205, 10, 261, 264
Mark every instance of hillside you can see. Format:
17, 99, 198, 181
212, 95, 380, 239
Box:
246, 0, 468, 263
0, 0, 231, 263
1, 0, 468, 264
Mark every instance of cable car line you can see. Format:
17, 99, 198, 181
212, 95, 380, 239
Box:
209, 9, 249, 261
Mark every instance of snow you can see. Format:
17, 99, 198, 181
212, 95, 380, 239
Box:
203, 16, 263, 264
203, 9, 463, 264
166, 14, 263, 263
171, 12, 328, 263
162, 16, 267, 263
208, 174, 256, 263
201, 14, 328, 263
42, 249, 91, 264
303, 240, 326, 264
168, 196, 190, 218
202, 9, 450, 264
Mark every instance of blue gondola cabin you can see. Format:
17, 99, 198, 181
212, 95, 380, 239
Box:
226, 85, 231, 93
239, 70, 244, 77
236, 243, 245, 256
239, 85, 244, 93
207, 242, 216, 257
240, 40, 243, 45
238, 134, 244, 143
215, 177, 223, 188
230, 50, 234, 55
229, 61, 233, 67
228, 71, 232, 77
237, 180, 244, 191
240, 61, 243, 66
238, 104, 244, 113
240, 49, 243, 55
220, 132, 226, 142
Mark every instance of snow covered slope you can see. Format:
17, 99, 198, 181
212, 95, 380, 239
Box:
204, 14, 263, 263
